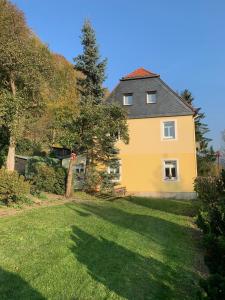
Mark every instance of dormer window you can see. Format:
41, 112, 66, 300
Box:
123, 93, 133, 105
146, 91, 157, 104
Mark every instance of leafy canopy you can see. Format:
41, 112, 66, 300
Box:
0, 0, 53, 141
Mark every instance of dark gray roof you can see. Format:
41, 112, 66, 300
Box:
107, 76, 194, 119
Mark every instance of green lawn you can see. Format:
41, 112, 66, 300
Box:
0, 195, 204, 300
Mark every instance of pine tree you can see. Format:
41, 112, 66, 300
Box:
180, 89, 194, 106
74, 20, 107, 104
180, 89, 216, 175
55, 20, 129, 197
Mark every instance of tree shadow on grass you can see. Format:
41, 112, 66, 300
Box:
67, 202, 201, 298
67, 202, 198, 263
70, 226, 197, 300
125, 196, 199, 217
0, 267, 45, 300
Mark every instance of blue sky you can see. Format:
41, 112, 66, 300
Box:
12, 0, 225, 149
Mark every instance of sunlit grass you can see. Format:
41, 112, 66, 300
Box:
0, 195, 204, 299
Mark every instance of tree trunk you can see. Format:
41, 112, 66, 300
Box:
65, 157, 76, 198
5, 75, 17, 172
6, 136, 16, 171
10, 76, 16, 96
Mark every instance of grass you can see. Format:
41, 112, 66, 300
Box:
0, 195, 204, 300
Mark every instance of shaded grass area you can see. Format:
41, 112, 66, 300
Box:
0, 195, 204, 299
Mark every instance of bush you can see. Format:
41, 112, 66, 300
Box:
203, 234, 225, 275
26, 157, 67, 195
0, 168, 30, 205
82, 166, 118, 194
221, 169, 225, 187
198, 274, 225, 300
82, 166, 101, 193
195, 176, 225, 299
194, 176, 224, 204
54, 167, 67, 194
196, 202, 225, 236
26, 156, 61, 179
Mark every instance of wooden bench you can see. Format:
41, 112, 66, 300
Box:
114, 186, 127, 196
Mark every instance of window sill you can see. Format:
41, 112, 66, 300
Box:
111, 179, 121, 183
163, 137, 176, 140
164, 178, 178, 182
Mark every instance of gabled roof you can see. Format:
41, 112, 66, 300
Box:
121, 67, 160, 80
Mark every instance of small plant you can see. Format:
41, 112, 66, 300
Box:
0, 168, 30, 205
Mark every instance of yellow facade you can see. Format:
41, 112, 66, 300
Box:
117, 115, 197, 198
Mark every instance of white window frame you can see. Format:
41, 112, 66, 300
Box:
162, 159, 179, 182
123, 93, 133, 106
161, 119, 177, 140
107, 161, 122, 182
146, 91, 157, 104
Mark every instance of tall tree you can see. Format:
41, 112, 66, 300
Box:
180, 89, 216, 175
0, 0, 53, 171
54, 20, 129, 197
19, 53, 80, 154
74, 20, 107, 104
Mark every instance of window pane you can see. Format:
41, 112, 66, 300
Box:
170, 126, 175, 138
171, 167, 176, 178
164, 121, 175, 138
164, 161, 177, 180
124, 94, 133, 105
164, 127, 169, 137
165, 167, 170, 178
147, 92, 156, 103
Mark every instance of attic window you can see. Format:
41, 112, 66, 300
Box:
123, 93, 133, 106
146, 91, 157, 104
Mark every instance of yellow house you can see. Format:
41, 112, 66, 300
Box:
107, 68, 197, 199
